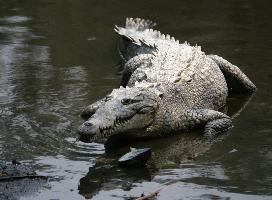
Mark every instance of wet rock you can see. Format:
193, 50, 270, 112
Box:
118, 148, 151, 167
0, 161, 36, 178
0, 161, 48, 199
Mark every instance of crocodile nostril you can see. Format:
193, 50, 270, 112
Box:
84, 122, 93, 127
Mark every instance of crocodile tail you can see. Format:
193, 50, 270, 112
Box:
115, 18, 157, 62
125, 17, 156, 31
114, 18, 179, 46
114, 18, 156, 44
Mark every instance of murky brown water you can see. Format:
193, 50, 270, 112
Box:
1, 0, 272, 199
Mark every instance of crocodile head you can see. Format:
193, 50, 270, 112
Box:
78, 86, 158, 143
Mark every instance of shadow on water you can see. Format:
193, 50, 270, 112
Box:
0, 0, 272, 199
78, 134, 209, 199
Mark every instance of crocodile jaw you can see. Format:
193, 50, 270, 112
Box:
78, 110, 155, 143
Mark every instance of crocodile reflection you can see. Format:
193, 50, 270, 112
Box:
78, 94, 254, 199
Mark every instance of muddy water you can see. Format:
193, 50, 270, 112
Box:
0, 0, 272, 199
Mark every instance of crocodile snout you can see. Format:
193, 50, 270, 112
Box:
77, 121, 98, 142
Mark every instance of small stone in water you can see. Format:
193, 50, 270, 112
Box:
118, 148, 151, 167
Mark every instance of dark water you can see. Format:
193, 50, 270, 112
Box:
0, 0, 272, 199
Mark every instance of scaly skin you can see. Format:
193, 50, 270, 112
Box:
78, 18, 256, 143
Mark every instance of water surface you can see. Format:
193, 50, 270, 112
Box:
0, 0, 272, 199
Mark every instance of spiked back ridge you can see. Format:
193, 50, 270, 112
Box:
142, 28, 180, 44
115, 18, 180, 47
125, 17, 156, 31
150, 43, 204, 70
116, 18, 209, 85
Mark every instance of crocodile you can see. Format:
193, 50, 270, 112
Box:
78, 18, 256, 143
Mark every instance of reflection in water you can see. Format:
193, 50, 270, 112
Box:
78, 135, 209, 199
0, 0, 272, 199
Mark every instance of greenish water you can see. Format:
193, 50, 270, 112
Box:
0, 0, 272, 199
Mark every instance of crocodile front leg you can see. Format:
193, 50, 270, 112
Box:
208, 54, 256, 93
203, 118, 233, 139
121, 54, 153, 86
166, 109, 233, 139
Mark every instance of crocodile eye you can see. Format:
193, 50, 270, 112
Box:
121, 98, 141, 105
121, 99, 132, 105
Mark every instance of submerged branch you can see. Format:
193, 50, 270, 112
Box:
135, 188, 162, 200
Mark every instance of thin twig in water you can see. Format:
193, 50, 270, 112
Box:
135, 188, 162, 200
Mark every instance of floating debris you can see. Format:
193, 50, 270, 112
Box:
135, 188, 162, 200
228, 149, 238, 154
87, 36, 97, 41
